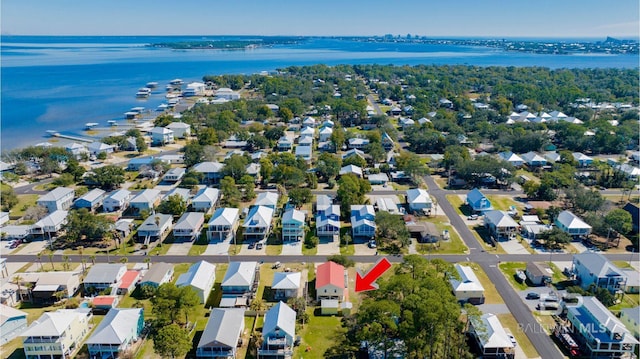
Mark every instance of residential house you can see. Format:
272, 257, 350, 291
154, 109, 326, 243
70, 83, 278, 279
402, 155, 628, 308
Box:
375, 197, 400, 215
259, 302, 296, 359
566, 296, 638, 358
277, 135, 294, 151
544, 151, 561, 163
351, 205, 376, 239
341, 148, 366, 161
272, 272, 301, 301
573, 152, 594, 167
555, 210, 592, 237
368, 173, 389, 186
466, 188, 492, 212
37, 187, 75, 212
316, 261, 346, 301
572, 252, 626, 294
521, 151, 547, 167
318, 126, 333, 142
255, 191, 279, 209
498, 152, 524, 167
91, 296, 120, 312
483, 210, 518, 241
140, 263, 174, 288
221, 262, 258, 295
0, 304, 27, 344
1, 225, 30, 241
158, 154, 184, 165
243, 206, 274, 241
184, 82, 206, 96
449, 264, 485, 304
348, 137, 370, 150
21, 308, 93, 359
207, 208, 240, 243
339, 165, 363, 178
84, 264, 127, 294
245, 163, 261, 180
166, 121, 191, 138
87, 142, 115, 156
616, 163, 640, 180
399, 117, 415, 130
295, 145, 313, 162
86, 308, 144, 359
17, 271, 81, 304
619, 306, 640, 339
163, 167, 186, 182
117, 270, 141, 295
73, 188, 106, 211
192, 162, 225, 184
176, 260, 216, 304
163, 187, 192, 206
29, 210, 68, 237
173, 212, 205, 241
127, 156, 156, 171
137, 214, 172, 243
406, 188, 433, 214
103, 189, 132, 212
381, 132, 394, 151
468, 313, 515, 359
150, 127, 174, 145
196, 308, 245, 358
623, 202, 639, 234
302, 116, 316, 127
215, 87, 241, 100
300, 127, 315, 139
65, 142, 89, 160
281, 209, 305, 242
525, 262, 551, 286
316, 195, 340, 239
129, 189, 161, 214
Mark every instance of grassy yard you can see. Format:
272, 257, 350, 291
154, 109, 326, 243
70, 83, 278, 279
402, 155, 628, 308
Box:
515, 169, 541, 184
610, 293, 640, 312
498, 262, 529, 291
497, 313, 540, 358
293, 308, 344, 359
471, 226, 507, 254
445, 194, 470, 216
458, 262, 503, 304
486, 195, 520, 212
187, 233, 209, 256
10, 194, 38, 219
613, 260, 634, 269
340, 243, 355, 255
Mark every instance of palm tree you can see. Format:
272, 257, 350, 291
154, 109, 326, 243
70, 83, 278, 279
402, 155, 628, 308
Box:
12, 275, 23, 302
78, 246, 84, 271
62, 255, 70, 271
48, 251, 55, 270
90, 254, 96, 265
36, 252, 43, 271
144, 257, 151, 269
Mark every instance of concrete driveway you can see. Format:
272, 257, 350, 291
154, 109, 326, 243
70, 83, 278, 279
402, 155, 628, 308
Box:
281, 241, 302, 255
165, 241, 193, 255
316, 237, 340, 256
500, 240, 530, 254
203, 240, 230, 255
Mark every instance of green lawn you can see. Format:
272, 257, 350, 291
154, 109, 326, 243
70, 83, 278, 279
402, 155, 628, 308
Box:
498, 262, 529, 291
458, 262, 504, 304
613, 261, 633, 269
446, 194, 470, 216
486, 195, 520, 212
515, 169, 540, 184
497, 313, 540, 358
340, 243, 355, 255
293, 308, 344, 359
187, 233, 209, 256
610, 293, 640, 311
10, 194, 38, 219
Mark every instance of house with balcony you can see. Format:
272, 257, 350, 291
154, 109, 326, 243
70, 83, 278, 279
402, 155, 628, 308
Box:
316, 261, 346, 301
21, 308, 93, 359
17, 271, 81, 305
163, 187, 192, 206
137, 214, 172, 243
129, 189, 162, 214
0, 304, 27, 344
207, 208, 240, 242
221, 262, 258, 296
166, 121, 191, 138
316, 195, 340, 240
351, 205, 376, 239
73, 188, 106, 212
281, 209, 305, 242
555, 210, 592, 238
406, 188, 433, 214
255, 191, 279, 209
65, 143, 90, 160
150, 127, 174, 146
243, 206, 274, 242
192, 162, 225, 184
173, 212, 205, 241
277, 135, 294, 151
318, 126, 333, 142
565, 296, 638, 358
272, 272, 301, 301
521, 151, 547, 167
29, 210, 68, 238
140, 263, 174, 288
83, 264, 127, 295
258, 302, 296, 359
37, 187, 75, 212
196, 308, 245, 358
87, 142, 115, 157
191, 188, 220, 213
103, 189, 132, 212
572, 252, 627, 294
468, 313, 515, 359
163, 167, 186, 182
176, 260, 216, 304
86, 308, 144, 359
483, 210, 519, 241
466, 188, 492, 212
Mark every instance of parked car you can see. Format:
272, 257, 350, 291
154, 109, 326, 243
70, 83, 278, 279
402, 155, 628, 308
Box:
272, 261, 281, 269
256, 242, 263, 250
368, 240, 377, 248
467, 214, 479, 220
526, 292, 540, 300
248, 242, 255, 249
507, 334, 517, 346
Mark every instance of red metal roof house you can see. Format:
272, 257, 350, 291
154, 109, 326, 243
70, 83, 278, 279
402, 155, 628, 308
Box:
316, 261, 346, 301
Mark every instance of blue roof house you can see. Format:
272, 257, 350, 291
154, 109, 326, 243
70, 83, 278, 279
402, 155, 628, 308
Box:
466, 189, 492, 212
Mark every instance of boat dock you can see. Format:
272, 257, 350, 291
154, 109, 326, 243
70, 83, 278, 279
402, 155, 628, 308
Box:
46, 131, 93, 143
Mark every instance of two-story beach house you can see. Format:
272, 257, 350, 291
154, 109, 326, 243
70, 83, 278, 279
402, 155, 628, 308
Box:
466, 188, 492, 212
316, 196, 340, 240
129, 189, 162, 214
137, 214, 173, 243
192, 188, 220, 213
86, 308, 144, 359
316, 261, 346, 301
272, 272, 301, 301
196, 308, 245, 359
555, 210, 592, 238
207, 208, 240, 243
406, 188, 433, 214
150, 127, 174, 146
103, 189, 132, 212
73, 188, 106, 212
572, 252, 627, 294
483, 210, 519, 241
83, 264, 127, 295
281, 209, 305, 242
243, 206, 274, 242
176, 260, 216, 304
37, 187, 75, 212
192, 162, 225, 185
21, 308, 93, 359
258, 302, 296, 359
351, 205, 376, 240
173, 212, 205, 241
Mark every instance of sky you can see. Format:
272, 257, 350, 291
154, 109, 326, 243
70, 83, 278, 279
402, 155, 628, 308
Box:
2, 0, 639, 39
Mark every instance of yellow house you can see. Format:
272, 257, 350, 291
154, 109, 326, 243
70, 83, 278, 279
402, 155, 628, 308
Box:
21, 308, 93, 359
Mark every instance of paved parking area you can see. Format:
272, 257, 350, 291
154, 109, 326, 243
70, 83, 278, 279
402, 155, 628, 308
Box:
500, 240, 530, 254
316, 237, 340, 256
13, 240, 49, 255
238, 242, 266, 255
569, 241, 588, 253
354, 242, 377, 255
203, 240, 231, 255
165, 241, 193, 255
281, 241, 302, 255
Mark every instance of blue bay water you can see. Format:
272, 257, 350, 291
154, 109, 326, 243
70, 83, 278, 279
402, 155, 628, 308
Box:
1, 36, 638, 151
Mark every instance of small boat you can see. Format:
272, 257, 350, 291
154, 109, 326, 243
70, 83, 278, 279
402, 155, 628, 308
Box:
136, 88, 151, 98
124, 111, 138, 119
156, 103, 169, 111
515, 270, 527, 283
130, 107, 145, 113
107, 120, 118, 126
169, 78, 183, 86
45, 130, 58, 136
146, 82, 158, 88
85, 122, 99, 130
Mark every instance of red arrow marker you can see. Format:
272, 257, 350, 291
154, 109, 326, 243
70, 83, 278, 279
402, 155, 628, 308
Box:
355, 257, 392, 292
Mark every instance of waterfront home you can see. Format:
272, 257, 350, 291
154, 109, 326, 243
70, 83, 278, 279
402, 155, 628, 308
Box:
173, 212, 205, 241
259, 302, 296, 359
339, 164, 363, 178
521, 151, 547, 167
87, 142, 115, 156
573, 152, 594, 167
351, 205, 376, 239
555, 210, 592, 237
243, 206, 274, 241
166, 121, 191, 138
316, 261, 346, 301
221, 261, 258, 295
281, 209, 305, 242
21, 308, 93, 359
449, 264, 485, 304
525, 262, 551, 286
65, 142, 90, 160
466, 188, 492, 212
0, 304, 27, 344
572, 252, 626, 294
140, 263, 174, 288
103, 189, 132, 212
86, 308, 144, 359
469, 313, 515, 359
406, 188, 433, 214
566, 296, 638, 358
116, 270, 140, 295
483, 210, 518, 241
215, 87, 241, 100
254, 191, 279, 209
619, 307, 640, 339
196, 308, 244, 358
16, 271, 80, 304
498, 152, 524, 167
29, 210, 68, 238
150, 127, 174, 146
37, 187, 75, 212
163, 167, 186, 182
127, 156, 156, 171
192, 161, 225, 184
183, 81, 206, 97
192, 187, 220, 213
129, 189, 162, 213
163, 187, 191, 206
316, 195, 340, 239
272, 272, 301, 301
207, 207, 240, 243
83, 264, 127, 295
73, 188, 106, 212
176, 260, 216, 304
137, 214, 172, 243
